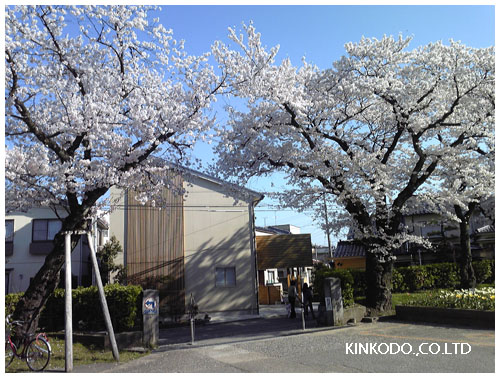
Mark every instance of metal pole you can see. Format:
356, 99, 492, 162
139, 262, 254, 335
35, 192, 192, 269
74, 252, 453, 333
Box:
189, 293, 195, 345
87, 231, 120, 362
64, 232, 73, 372
190, 318, 195, 345
301, 292, 306, 330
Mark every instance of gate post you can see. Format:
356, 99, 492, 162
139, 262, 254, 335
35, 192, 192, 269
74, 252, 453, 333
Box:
324, 277, 344, 326
142, 289, 159, 348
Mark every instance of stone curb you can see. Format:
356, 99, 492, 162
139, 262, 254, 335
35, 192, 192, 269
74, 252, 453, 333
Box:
395, 305, 495, 329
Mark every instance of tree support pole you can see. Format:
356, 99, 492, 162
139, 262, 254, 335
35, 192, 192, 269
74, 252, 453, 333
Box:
64, 232, 73, 372
87, 231, 120, 362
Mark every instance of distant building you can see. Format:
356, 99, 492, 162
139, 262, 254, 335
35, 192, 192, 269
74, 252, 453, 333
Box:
332, 200, 494, 269
5, 207, 108, 294
255, 224, 313, 304
312, 246, 332, 264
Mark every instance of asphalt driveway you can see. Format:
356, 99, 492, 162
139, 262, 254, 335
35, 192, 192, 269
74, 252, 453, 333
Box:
73, 315, 494, 373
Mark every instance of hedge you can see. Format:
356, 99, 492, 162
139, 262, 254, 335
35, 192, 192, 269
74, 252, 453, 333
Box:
312, 267, 354, 307
5, 284, 143, 333
472, 260, 494, 284
312, 260, 494, 302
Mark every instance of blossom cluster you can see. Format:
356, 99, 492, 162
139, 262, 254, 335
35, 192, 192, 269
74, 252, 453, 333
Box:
409, 287, 495, 311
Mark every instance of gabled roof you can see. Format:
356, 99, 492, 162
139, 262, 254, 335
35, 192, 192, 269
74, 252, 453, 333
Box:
161, 161, 264, 203
333, 240, 408, 258
256, 226, 292, 235
475, 225, 494, 234
334, 241, 366, 258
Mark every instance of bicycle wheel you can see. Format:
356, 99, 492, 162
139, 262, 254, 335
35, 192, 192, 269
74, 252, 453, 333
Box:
5, 341, 16, 368
25, 337, 50, 371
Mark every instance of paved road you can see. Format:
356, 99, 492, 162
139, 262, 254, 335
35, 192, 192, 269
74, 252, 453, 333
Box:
73, 316, 494, 373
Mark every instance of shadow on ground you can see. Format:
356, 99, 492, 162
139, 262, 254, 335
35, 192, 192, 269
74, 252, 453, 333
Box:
158, 315, 321, 348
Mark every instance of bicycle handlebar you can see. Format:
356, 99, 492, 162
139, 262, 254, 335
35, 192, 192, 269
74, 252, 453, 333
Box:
6, 314, 25, 327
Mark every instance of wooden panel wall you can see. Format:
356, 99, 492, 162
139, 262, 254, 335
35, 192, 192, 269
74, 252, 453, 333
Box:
126, 174, 185, 311
256, 234, 313, 270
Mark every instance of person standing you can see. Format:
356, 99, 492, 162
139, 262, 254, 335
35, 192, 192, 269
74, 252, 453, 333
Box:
302, 283, 315, 319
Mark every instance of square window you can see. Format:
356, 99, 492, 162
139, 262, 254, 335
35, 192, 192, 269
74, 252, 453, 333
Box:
215, 267, 236, 287
216, 268, 226, 287
33, 219, 62, 241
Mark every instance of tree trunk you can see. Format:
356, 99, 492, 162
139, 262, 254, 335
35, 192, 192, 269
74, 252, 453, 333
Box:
454, 204, 477, 289
458, 217, 476, 289
12, 214, 85, 335
365, 248, 393, 313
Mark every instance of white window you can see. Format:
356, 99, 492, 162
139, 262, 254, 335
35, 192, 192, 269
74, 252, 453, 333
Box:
215, 267, 236, 287
268, 271, 275, 284
33, 219, 62, 241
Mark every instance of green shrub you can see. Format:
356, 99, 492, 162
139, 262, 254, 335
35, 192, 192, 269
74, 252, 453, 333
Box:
472, 260, 493, 284
313, 260, 494, 299
488, 260, 495, 284
312, 267, 354, 307
39, 289, 65, 331
9, 284, 143, 333
425, 262, 460, 289
391, 269, 408, 293
5, 292, 23, 317
104, 284, 143, 332
397, 265, 434, 292
348, 269, 366, 297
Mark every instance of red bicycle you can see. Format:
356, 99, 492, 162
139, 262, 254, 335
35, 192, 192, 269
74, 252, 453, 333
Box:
5, 315, 51, 371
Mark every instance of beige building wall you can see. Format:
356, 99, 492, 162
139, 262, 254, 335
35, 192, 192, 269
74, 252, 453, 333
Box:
183, 175, 258, 315
108, 173, 261, 315
109, 188, 126, 269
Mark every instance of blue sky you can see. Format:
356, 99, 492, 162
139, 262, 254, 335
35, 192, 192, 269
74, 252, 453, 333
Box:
149, 4, 495, 246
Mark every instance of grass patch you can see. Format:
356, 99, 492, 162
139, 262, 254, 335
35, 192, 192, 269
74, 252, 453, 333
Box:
5, 337, 148, 373
354, 284, 495, 314
392, 290, 442, 309
403, 287, 494, 311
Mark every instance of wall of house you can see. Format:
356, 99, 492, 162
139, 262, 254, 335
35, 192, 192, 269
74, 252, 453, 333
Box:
335, 257, 366, 270
5, 208, 91, 294
404, 212, 490, 239
108, 175, 260, 316
109, 188, 126, 270
183, 175, 258, 315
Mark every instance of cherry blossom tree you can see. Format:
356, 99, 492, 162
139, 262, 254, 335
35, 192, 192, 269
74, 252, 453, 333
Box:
212, 24, 495, 311
6, 5, 221, 333
420, 137, 494, 288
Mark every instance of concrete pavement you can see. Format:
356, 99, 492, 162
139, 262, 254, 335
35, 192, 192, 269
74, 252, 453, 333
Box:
70, 306, 494, 373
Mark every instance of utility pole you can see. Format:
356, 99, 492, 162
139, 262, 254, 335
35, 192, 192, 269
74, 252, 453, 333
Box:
323, 192, 333, 258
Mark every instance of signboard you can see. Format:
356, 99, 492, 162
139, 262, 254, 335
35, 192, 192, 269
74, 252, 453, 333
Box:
143, 297, 158, 315
325, 296, 332, 311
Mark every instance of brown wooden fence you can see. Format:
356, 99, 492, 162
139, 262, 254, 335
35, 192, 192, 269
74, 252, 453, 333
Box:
258, 285, 282, 305
126, 173, 185, 312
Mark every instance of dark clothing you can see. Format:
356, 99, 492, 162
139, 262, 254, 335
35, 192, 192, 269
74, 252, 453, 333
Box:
289, 297, 296, 318
288, 284, 297, 319
303, 287, 315, 319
